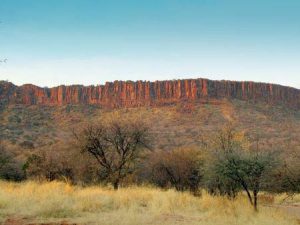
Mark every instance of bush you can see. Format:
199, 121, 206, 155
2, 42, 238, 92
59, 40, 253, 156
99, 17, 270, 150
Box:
23, 141, 106, 184
23, 143, 75, 182
141, 148, 203, 193
0, 143, 25, 181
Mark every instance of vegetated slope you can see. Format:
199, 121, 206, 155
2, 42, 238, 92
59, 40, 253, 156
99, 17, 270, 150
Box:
0, 98, 299, 158
0, 78, 300, 157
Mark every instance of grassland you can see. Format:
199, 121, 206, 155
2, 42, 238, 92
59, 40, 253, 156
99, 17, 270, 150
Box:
0, 99, 299, 224
0, 181, 299, 225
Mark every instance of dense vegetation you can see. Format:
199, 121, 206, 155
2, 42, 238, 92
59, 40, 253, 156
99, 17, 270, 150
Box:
1, 119, 299, 212
0, 99, 299, 222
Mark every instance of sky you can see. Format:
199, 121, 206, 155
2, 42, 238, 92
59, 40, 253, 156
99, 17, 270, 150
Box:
0, 0, 300, 88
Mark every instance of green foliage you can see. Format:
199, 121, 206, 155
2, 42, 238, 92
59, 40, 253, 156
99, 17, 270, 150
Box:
207, 125, 277, 210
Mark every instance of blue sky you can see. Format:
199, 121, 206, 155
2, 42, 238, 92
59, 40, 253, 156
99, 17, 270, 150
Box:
0, 0, 299, 88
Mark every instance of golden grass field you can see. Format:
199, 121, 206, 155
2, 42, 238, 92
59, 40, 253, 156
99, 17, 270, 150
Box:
0, 181, 299, 225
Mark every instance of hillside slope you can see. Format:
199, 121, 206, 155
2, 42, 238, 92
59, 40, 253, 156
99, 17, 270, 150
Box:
0, 79, 299, 157
0, 99, 299, 154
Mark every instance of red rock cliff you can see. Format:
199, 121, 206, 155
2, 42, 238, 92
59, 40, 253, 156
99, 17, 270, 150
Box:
0, 78, 299, 108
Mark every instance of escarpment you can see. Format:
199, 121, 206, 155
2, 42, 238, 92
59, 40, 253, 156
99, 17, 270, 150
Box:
0, 78, 299, 108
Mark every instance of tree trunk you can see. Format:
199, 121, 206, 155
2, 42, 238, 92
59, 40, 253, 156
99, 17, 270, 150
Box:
241, 183, 253, 206
253, 190, 258, 212
113, 180, 119, 190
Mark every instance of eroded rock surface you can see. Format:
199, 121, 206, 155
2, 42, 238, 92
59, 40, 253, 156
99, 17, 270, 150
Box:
0, 79, 299, 108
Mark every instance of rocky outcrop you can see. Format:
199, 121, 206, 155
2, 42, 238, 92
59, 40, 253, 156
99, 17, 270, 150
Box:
0, 79, 299, 108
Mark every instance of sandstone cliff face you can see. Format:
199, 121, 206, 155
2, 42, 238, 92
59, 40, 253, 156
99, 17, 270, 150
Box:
0, 79, 299, 109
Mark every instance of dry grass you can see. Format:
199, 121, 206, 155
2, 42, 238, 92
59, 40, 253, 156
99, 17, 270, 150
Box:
0, 181, 298, 225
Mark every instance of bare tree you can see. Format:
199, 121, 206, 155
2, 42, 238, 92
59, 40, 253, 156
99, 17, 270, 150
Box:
270, 145, 300, 196
24, 149, 74, 182
0, 142, 24, 181
23, 141, 82, 182
76, 119, 151, 189
144, 148, 203, 194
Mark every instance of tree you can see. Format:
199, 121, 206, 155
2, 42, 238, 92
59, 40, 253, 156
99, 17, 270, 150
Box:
76, 119, 151, 189
23, 143, 75, 182
144, 148, 203, 194
0, 143, 10, 171
204, 165, 240, 198
210, 125, 275, 211
269, 146, 300, 195
0, 142, 25, 181
204, 125, 245, 198
216, 150, 274, 211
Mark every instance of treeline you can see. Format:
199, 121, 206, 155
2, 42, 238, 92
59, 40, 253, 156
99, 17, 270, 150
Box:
0, 119, 299, 211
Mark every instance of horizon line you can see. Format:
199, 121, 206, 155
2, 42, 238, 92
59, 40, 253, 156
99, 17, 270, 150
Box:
1, 77, 300, 90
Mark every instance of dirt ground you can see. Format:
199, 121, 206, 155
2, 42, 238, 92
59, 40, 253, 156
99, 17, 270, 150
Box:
2, 217, 79, 225
2, 204, 300, 225
274, 204, 300, 220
